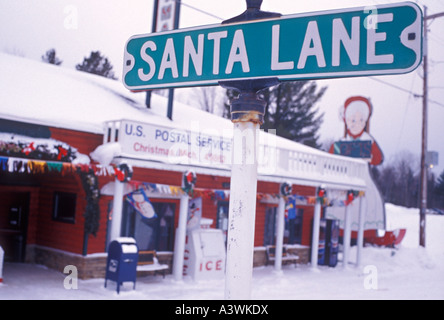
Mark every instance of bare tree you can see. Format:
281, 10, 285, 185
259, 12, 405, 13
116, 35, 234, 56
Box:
393, 152, 419, 207
192, 86, 224, 115
3, 47, 26, 57
373, 151, 421, 208
435, 170, 444, 208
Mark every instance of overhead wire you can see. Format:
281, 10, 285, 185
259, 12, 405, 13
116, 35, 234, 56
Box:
173, 0, 444, 107
176, 0, 224, 21
394, 76, 416, 155
369, 77, 444, 108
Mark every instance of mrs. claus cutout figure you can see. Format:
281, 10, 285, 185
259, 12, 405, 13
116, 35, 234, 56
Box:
329, 96, 384, 166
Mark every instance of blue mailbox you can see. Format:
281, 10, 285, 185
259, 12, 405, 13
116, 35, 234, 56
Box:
104, 237, 139, 294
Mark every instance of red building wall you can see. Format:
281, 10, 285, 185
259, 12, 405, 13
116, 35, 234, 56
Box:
35, 173, 86, 253
48, 127, 108, 254
50, 127, 103, 157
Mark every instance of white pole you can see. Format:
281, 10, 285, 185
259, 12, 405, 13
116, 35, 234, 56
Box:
274, 196, 285, 272
343, 203, 352, 268
311, 201, 322, 268
0, 246, 4, 283
224, 121, 259, 300
356, 195, 365, 267
173, 193, 189, 281
110, 179, 124, 243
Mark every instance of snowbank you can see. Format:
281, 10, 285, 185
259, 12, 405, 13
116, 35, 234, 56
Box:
0, 203, 443, 300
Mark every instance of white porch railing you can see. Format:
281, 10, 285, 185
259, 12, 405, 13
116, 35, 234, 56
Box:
103, 119, 367, 189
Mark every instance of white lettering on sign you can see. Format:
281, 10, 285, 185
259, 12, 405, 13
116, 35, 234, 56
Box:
297, 21, 326, 69
367, 13, 394, 64
158, 38, 179, 79
183, 34, 204, 77
208, 31, 228, 75
332, 17, 360, 66
225, 29, 250, 74
139, 41, 157, 81
271, 25, 294, 71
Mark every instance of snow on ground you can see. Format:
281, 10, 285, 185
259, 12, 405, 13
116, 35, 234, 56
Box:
1, 203, 443, 300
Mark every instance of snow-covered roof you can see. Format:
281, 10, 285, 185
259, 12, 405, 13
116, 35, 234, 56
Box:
0, 52, 368, 189
0, 52, 207, 134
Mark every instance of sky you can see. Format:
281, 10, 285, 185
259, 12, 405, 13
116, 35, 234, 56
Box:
1, 0, 444, 176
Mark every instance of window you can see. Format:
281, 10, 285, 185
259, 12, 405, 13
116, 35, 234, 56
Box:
52, 192, 76, 223
121, 201, 176, 251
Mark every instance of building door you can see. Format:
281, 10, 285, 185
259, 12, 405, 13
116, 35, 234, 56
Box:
0, 191, 30, 262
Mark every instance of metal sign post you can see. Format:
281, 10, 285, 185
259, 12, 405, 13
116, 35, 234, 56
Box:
146, 0, 181, 118
221, 0, 280, 300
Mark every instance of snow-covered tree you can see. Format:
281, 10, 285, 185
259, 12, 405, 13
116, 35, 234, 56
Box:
224, 81, 326, 148
41, 48, 62, 66
76, 51, 116, 80
435, 170, 444, 207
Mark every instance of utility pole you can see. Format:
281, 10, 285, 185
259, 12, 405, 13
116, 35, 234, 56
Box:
420, 7, 444, 247
166, 0, 181, 120
419, 6, 428, 248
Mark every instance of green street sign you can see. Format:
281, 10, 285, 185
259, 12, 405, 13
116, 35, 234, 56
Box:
123, 2, 422, 91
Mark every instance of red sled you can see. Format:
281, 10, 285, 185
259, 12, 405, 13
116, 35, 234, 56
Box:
364, 229, 407, 248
